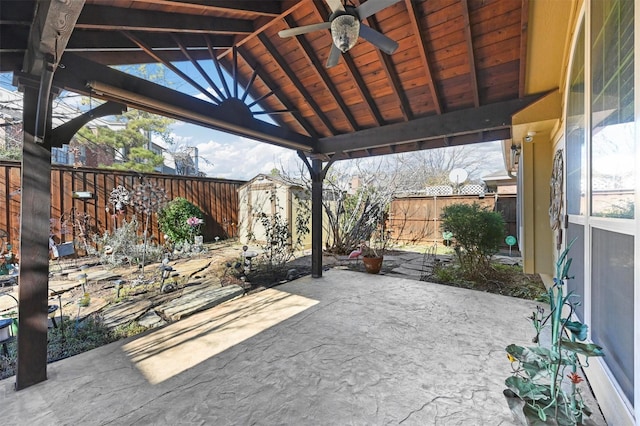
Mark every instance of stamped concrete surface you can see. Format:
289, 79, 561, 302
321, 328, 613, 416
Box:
1, 270, 605, 425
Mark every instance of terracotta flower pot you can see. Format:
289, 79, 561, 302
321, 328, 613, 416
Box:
362, 256, 383, 274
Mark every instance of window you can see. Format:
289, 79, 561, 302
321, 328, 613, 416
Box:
590, 0, 635, 218
567, 23, 586, 216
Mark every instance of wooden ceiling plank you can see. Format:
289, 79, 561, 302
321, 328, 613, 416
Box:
518, 0, 529, 98
206, 36, 232, 99
258, 32, 337, 136
123, 31, 221, 104
311, 0, 384, 126
215, 1, 311, 59
283, 15, 359, 132
361, 12, 412, 121
461, 0, 480, 107
76, 4, 254, 34
404, 0, 442, 114
172, 34, 227, 102
236, 46, 320, 139
317, 93, 545, 154
49, 53, 315, 150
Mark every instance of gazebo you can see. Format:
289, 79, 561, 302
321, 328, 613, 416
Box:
3, 3, 633, 423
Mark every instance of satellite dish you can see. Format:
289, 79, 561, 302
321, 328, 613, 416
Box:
449, 168, 468, 185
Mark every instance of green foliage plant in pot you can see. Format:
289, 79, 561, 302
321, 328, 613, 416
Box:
504, 240, 604, 425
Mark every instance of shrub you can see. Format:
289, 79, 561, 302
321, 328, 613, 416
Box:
158, 197, 204, 244
440, 203, 505, 277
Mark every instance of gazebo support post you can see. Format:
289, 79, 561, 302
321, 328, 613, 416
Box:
15, 84, 52, 390
298, 151, 346, 278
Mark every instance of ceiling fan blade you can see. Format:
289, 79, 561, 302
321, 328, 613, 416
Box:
356, 0, 402, 20
326, 43, 341, 68
278, 22, 331, 38
326, 0, 346, 13
359, 25, 398, 55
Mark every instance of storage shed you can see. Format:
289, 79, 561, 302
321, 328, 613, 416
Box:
237, 174, 311, 248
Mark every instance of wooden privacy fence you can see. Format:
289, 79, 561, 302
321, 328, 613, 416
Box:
388, 194, 517, 247
0, 161, 244, 255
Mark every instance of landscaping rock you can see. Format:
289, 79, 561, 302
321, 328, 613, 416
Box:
156, 285, 244, 321
138, 311, 167, 329
101, 299, 153, 329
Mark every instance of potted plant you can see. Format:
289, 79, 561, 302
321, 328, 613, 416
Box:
504, 240, 604, 425
361, 225, 391, 274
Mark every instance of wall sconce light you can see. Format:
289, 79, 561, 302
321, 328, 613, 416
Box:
72, 191, 94, 200
524, 131, 536, 143
510, 144, 521, 167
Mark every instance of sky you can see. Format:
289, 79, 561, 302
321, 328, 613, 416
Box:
0, 62, 506, 182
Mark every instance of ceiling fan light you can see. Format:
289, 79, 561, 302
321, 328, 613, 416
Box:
331, 14, 360, 53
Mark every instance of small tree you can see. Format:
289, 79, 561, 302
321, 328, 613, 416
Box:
158, 197, 204, 244
440, 203, 505, 276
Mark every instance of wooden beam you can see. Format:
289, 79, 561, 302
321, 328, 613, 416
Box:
206, 36, 232, 99
49, 101, 127, 148
258, 33, 337, 136
311, 0, 384, 125
461, 0, 479, 107
519, 0, 529, 98
23, 0, 85, 143
333, 128, 512, 160
65, 31, 233, 52
235, 47, 319, 139
16, 84, 51, 390
76, 5, 254, 34
283, 15, 359, 132
317, 93, 545, 154
22, 0, 85, 75
47, 54, 316, 151
125, 0, 282, 17
122, 31, 222, 104
404, 0, 442, 114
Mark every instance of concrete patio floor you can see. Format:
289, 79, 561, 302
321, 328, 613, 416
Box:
1, 270, 605, 425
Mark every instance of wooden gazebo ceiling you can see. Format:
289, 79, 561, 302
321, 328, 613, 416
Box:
1, 0, 537, 160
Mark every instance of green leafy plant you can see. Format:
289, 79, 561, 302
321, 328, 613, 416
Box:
440, 203, 505, 278
158, 197, 204, 244
504, 240, 604, 425
247, 200, 310, 284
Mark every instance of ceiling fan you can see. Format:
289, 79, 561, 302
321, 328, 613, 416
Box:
278, 0, 402, 68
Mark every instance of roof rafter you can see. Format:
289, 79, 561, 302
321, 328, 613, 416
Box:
172, 34, 227, 102
76, 4, 254, 34
125, 0, 282, 17
122, 31, 221, 104
258, 32, 337, 136
283, 14, 359, 132
235, 46, 320, 139
404, 0, 442, 114
519, 0, 529, 98
360, 10, 412, 121
461, 0, 480, 107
